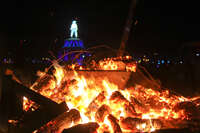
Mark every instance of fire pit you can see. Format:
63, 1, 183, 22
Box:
4, 58, 200, 133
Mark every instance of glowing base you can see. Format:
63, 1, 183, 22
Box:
63, 38, 84, 48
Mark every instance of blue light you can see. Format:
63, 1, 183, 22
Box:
63, 40, 85, 48
64, 55, 68, 61
157, 60, 160, 65
167, 60, 170, 64
75, 40, 79, 47
72, 42, 75, 47
79, 41, 84, 48
161, 60, 165, 64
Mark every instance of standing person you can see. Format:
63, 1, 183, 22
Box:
70, 20, 78, 38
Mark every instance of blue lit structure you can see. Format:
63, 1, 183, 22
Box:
63, 38, 84, 48
58, 20, 89, 65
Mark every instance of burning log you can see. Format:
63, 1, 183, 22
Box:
10, 102, 68, 133
174, 101, 200, 119
38, 109, 81, 133
95, 104, 110, 123
192, 97, 200, 105
57, 81, 69, 91
155, 128, 191, 133
110, 91, 138, 117
107, 114, 122, 133
16, 101, 68, 133
12, 78, 59, 108
120, 117, 162, 131
130, 96, 149, 113
124, 103, 140, 118
86, 91, 106, 117
120, 117, 141, 130
62, 122, 99, 133
110, 91, 127, 104
32, 74, 55, 92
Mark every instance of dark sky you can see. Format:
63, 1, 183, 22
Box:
0, 0, 200, 57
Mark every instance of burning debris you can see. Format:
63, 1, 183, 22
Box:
7, 57, 200, 133
22, 96, 39, 112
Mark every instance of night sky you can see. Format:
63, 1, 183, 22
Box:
0, 0, 200, 57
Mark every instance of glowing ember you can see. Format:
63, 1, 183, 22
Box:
22, 96, 38, 112
24, 58, 200, 133
126, 63, 137, 72
8, 119, 19, 125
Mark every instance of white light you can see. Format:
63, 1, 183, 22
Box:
196, 53, 200, 56
70, 20, 78, 38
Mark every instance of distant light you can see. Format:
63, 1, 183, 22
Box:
180, 61, 183, 64
157, 60, 160, 65
196, 53, 200, 56
167, 60, 170, 64
82, 55, 85, 58
70, 20, 78, 38
161, 60, 165, 64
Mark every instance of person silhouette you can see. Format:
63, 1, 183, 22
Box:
70, 20, 78, 38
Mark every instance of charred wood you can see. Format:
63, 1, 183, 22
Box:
107, 114, 122, 133
130, 96, 149, 113
124, 103, 139, 118
120, 117, 141, 130
95, 104, 110, 123
120, 117, 162, 131
174, 101, 200, 119
62, 122, 99, 133
110, 91, 127, 104
86, 91, 105, 117
192, 97, 200, 105
12, 79, 59, 108
15, 102, 68, 133
109, 91, 138, 117
155, 128, 191, 133
38, 109, 81, 133
32, 74, 55, 92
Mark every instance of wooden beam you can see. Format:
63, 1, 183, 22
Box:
10, 77, 59, 107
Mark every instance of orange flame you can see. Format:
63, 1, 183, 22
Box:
24, 58, 199, 133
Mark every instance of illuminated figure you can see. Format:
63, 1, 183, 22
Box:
70, 20, 78, 38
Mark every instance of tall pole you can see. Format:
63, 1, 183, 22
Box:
118, 0, 138, 56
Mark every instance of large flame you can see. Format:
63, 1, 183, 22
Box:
23, 58, 200, 133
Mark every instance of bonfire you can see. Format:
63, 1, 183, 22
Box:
17, 56, 200, 133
